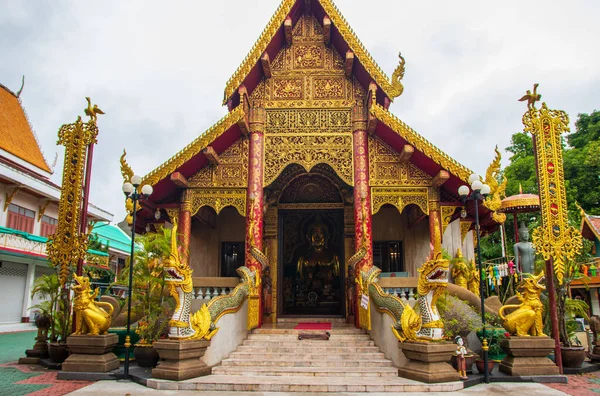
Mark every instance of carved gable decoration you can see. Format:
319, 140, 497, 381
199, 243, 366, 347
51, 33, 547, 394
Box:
259, 13, 361, 188
188, 138, 249, 188
251, 13, 365, 108
368, 135, 432, 187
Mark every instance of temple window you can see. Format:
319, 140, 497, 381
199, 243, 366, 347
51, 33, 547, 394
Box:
221, 242, 245, 277
6, 203, 35, 234
373, 241, 404, 273
40, 215, 58, 237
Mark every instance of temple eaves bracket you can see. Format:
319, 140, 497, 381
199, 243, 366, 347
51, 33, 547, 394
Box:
3, 185, 21, 212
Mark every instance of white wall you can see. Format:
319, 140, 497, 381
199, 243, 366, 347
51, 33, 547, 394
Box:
442, 219, 475, 261
369, 300, 407, 368
202, 300, 248, 367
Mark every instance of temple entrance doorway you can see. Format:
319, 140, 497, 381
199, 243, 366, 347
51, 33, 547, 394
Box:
278, 209, 345, 317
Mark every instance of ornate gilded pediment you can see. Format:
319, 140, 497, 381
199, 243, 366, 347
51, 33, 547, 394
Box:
188, 138, 249, 188
368, 135, 432, 187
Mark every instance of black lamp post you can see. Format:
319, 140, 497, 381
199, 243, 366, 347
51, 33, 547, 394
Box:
458, 173, 491, 383
121, 175, 153, 379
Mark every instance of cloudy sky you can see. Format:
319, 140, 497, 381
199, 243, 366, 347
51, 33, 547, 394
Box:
2, 0, 599, 223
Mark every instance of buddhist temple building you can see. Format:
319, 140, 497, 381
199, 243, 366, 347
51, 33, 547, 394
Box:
129, 0, 496, 322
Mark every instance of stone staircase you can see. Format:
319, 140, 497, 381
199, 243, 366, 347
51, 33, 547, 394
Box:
146, 320, 463, 392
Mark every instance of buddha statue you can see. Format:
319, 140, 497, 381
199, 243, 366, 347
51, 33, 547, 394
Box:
513, 223, 536, 274
296, 220, 340, 299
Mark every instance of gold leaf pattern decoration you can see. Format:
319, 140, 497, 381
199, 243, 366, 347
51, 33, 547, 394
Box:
522, 102, 583, 284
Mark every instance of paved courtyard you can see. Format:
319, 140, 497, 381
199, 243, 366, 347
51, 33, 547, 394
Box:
0, 330, 598, 395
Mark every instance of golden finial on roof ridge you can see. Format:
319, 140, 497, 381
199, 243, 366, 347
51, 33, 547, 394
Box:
519, 183, 523, 194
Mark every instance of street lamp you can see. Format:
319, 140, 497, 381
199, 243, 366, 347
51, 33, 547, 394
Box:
458, 173, 491, 383
121, 174, 153, 379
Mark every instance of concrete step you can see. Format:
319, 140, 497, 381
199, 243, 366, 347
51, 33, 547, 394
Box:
211, 366, 399, 377
236, 345, 381, 354
242, 339, 376, 347
276, 317, 348, 323
253, 327, 364, 335
147, 375, 464, 392
221, 358, 393, 368
247, 334, 371, 341
229, 351, 386, 360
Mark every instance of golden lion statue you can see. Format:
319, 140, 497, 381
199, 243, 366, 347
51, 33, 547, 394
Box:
72, 274, 114, 335
499, 271, 546, 337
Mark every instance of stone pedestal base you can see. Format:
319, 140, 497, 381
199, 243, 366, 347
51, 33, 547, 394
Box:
18, 332, 49, 364
499, 337, 559, 376
589, 344, 600, 362
398, 342, 460, 383
152, 339, 211, 381
62, 334, 119, 373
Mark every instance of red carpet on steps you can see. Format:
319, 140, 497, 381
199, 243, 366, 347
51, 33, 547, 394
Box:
293, 322, 332, 330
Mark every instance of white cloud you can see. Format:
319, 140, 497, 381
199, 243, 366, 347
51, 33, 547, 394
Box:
1, 0, 598, 222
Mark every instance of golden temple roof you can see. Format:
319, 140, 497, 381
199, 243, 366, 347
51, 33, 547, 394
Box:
0, 84, 51, 173
223, 0, 398, 104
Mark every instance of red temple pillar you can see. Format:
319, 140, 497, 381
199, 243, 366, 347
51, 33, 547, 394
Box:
178, 189, 192, 261
352, 103, 373, 327
245, 106, 266, 328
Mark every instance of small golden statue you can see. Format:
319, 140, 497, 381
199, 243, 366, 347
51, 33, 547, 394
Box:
450, 249, 469, 289
499, 271, 546, 337
84, 97, 105, 123
518, 83, 541, 110
72, 274, 114, 335
467, 259, 480, 297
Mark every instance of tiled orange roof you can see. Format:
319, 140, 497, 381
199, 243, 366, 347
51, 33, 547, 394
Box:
0, 85, 51, 173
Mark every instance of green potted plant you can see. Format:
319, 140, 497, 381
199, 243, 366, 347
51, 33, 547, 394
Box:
113, 229, 172, 367
30, 272, 71, 363
554, 240, 592, 368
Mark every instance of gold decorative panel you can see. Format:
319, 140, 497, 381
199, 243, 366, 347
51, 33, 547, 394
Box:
294, 44, 324, 68
441, 205, 458, 235
249, 13, 365, 109
313, 77, 345, 99
265, 108, 351, 133
188, 138, 249, 188
460, 220, 473, 242
371, 187, 429, 215
264, 134, 353, 187
369, 135, 432, 187
272, 78, 303, 100
188, 188, 246, 217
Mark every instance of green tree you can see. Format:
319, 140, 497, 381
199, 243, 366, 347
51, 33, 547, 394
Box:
564, 110, 600, 215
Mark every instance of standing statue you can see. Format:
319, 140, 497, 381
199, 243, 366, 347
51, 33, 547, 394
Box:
262, 266, 273, 316
467, 259, 480, 297
450, 249, 469, 289
454, 336, 469, 380
513, 223, 536, 274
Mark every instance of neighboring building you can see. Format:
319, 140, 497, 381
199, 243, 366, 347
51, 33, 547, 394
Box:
0, 82, 114, 324
128, 0, 494, 322
572, 208, 600, 316
91, 222, 132, 278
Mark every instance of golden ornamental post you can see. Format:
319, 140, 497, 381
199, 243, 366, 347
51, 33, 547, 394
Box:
520, 84, 583, 374
46, 98, 102, 287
